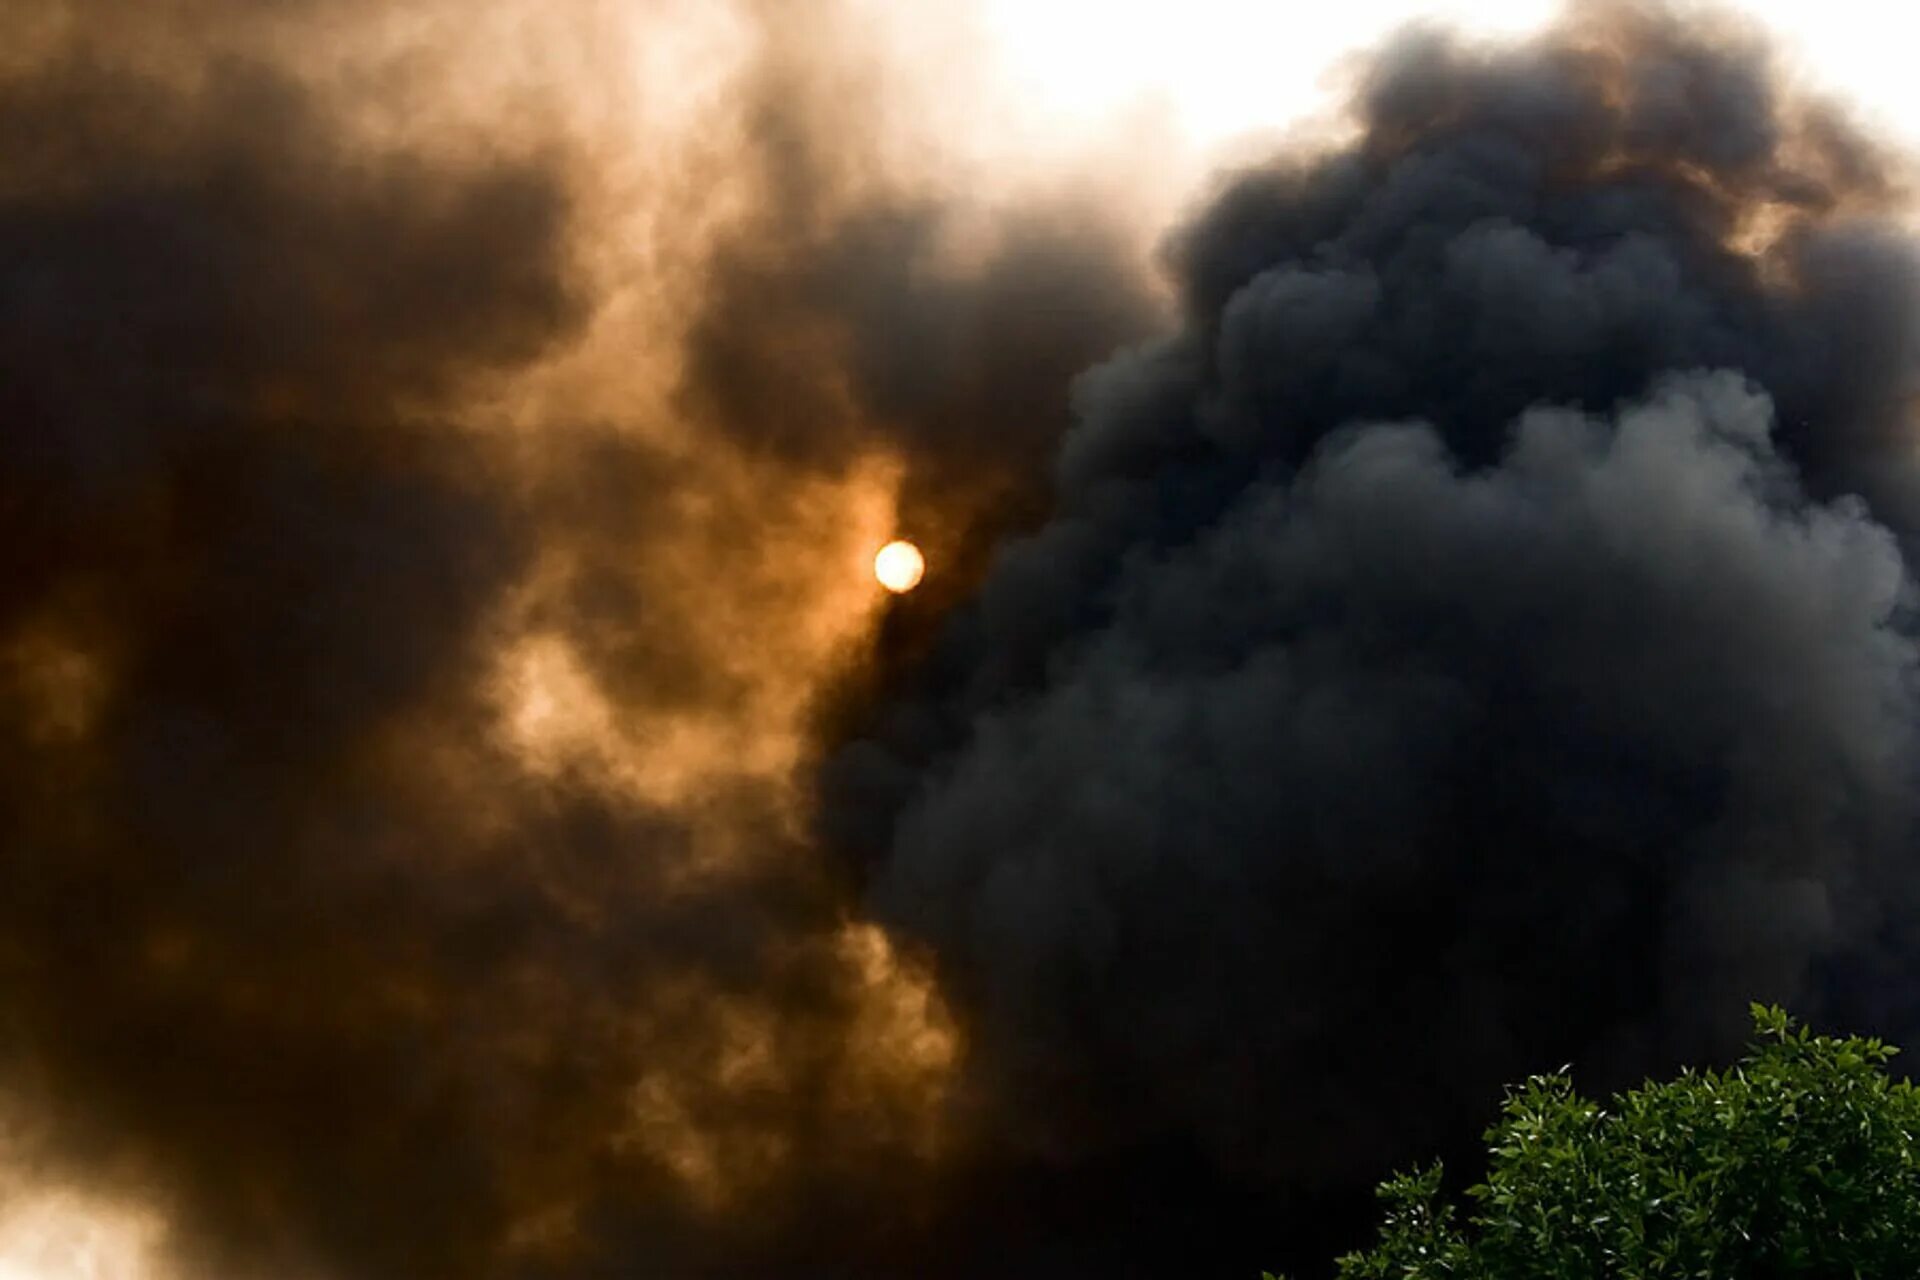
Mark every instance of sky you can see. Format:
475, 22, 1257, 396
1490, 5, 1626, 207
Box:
981, 0, 1920, 152
6, 2, 1920, 1278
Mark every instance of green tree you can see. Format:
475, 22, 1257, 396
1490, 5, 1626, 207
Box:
1273, 1005, 1920, 1279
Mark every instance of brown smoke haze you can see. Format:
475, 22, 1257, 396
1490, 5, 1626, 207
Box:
0, 0, 1158, 1275
7, 1, 1920, 1277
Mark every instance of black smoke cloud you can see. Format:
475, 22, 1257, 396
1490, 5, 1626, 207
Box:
827, 4, 1920, 1273
13, 0, 1920, 1277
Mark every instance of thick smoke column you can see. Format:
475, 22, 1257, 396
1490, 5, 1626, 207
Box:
12, 0, 1920, 1276
828, 3, 1920, 1272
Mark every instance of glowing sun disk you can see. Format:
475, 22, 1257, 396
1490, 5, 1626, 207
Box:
874, 540, 925, 593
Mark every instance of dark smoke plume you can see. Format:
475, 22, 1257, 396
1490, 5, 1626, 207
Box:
826, 3, 1920, 1273
12, 0, 1920, 1277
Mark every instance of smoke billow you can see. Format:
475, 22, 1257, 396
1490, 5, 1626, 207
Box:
11, 0, 1920, 1277
826, 3, 1920, 1273
0, 1, 1150, 1276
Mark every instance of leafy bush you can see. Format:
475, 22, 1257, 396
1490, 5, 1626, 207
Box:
1272, 1005, 1920, 1279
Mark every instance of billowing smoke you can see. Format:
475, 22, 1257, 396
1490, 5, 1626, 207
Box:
9, 0, 1920, 1277
0, 1, 1150, 1276
826, 2, 1920, 1273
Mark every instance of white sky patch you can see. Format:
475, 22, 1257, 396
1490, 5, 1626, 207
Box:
976, 1, 1920, 156
978, 0, 1556, 145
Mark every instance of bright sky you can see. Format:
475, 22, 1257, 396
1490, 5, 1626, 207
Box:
978, 0, 1920, 155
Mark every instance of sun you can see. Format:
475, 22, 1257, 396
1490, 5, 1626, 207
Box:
874, 540, 925, 594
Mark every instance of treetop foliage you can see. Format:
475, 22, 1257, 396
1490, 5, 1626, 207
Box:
1272, 1005, 1920, 1279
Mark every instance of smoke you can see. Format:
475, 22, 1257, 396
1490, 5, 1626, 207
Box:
0, 0, 1151, 1276
10, 0, 1920, 1276
825, 2, 1920, 1273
